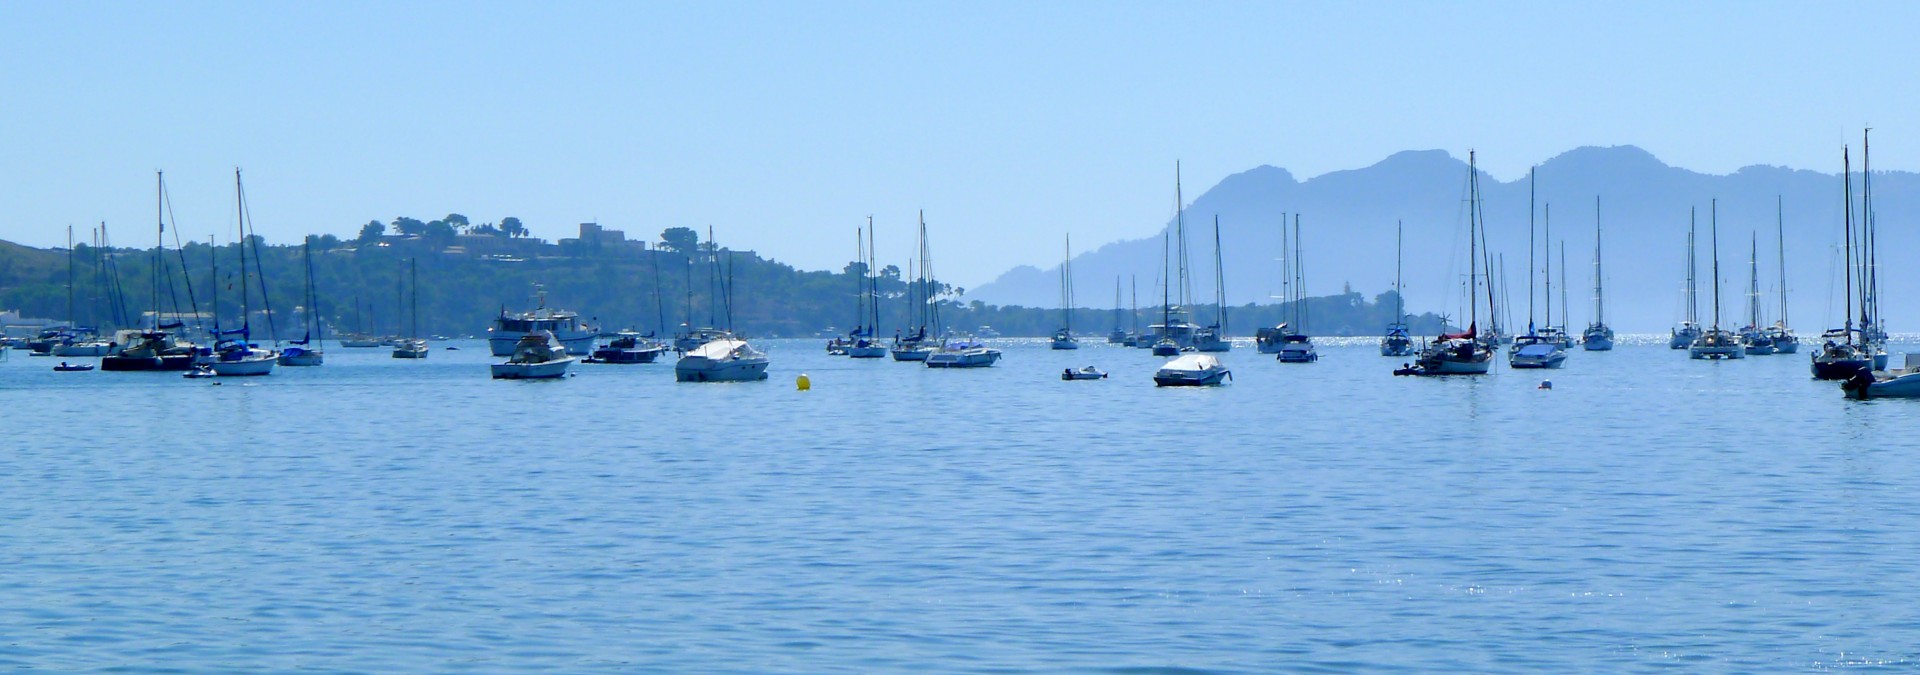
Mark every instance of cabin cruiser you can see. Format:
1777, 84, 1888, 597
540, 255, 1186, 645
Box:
492, 331, 576, 379
1275, 333, 1318, 363
392, 338, 430, 359
925, 337, 1001, 368
674, 334, 770, 382
585, 331, 667, 364
1062, 365, 1107, 380
1153, 353, 1230, 386
101, 329, 198, 371
488, 287, 598, 356
1508, 336, 1567, 369
674, 326, 732, 352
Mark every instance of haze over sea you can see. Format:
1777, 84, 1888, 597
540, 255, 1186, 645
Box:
5, 338, 1918, 671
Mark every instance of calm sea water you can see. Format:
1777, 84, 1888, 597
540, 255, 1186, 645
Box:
4, 335, 1919, 671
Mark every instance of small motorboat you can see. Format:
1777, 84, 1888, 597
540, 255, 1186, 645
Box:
1153, 353, 1230, 387
491, 331, 576, 380
183, 365, 217, 379
53, 361, 94, 372
1062, 366, 1107, 381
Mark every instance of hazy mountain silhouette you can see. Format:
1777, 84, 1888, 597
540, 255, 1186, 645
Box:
969, 145, 1914, 333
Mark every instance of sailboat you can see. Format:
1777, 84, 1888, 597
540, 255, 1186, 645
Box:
588, 239, 672, 364
1107, 277, 1128, 344
50, 225, 114, 357
392, 258, 429, 359
1765, 197, 1799, 354
1511, 170, 1568, 369
1813, 144, 1872, 379
1149, 162, 1198, 356
1582, 196, 1615, 350
1191, 217, 1231, 352
675, 230, 771, 381
1380, 221, 1415, 357
102, 172, 201, 372
1050, 234, 1079, 349
1670, 208, 1704, 349
1689, 200, 1744, 359
891, 212, 936, 361
279, 240, 325, 366
1273, 216, 1317, 363
203, 170, 278, 376
339, 296, 382, 347
1738, 233, 1776, 355
847, 221, 888, 358
1859, 129, 1889, 370
924, 216, 1003, 367
1402, 150, 1495, 376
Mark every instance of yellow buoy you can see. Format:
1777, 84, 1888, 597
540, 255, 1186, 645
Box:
796, 373, 811, 391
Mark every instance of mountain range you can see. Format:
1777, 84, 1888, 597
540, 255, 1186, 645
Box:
968, 145, 1915, 333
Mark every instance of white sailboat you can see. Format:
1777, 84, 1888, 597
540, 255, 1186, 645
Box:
1670, 208, 1704, 349
205, 170, 278, 376
892, 212, 936, 361
1766, 197, 1799, 354
1190, 217, 1230, 352
1149, 162, 1197, 356
1402, 150, 1495, 376
1380, 220, 1415, 357
1273, 215, 1316, 363
1106, 277, 1128, 344
1510, 170, 1567, 369
1050, 234, 1079, 350
1582, 196, 1614, 350
279, 240, 325, 366
392, 258, 429, 359
1689, 200, 1743, 359
847, 221, 888, 358
1739, 233, 1776, 355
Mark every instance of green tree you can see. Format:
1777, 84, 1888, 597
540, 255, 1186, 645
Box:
501, 217, 526, 238
660, 227, 699, 253
356, 220, 385, 244
392, 217, 427, 236
443, 213, 470, 233
425, 220, 457, 248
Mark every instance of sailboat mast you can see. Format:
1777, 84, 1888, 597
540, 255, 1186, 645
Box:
1528, 166, 1536, 332
1544, 203, 1552, 330
66, 225, 74, 329
1748, 232, 1761, 329
153, 172, 163, 328
1594, 196, 1604, 326
854, 225, 865, 334
1688, 208, 1698, 324
1213, 216, 1225, 331
1776, 196, 1788, 328
1711, 199, 1722, 330
1296, 216, 1306, 333
1560, 243, 1567, 331
235, 170, 250, 339
1843, 146, 1854, 343
1468, 151, 1479, 334
1862, 129, 1877, 335
1395, 220, 1404, 324
869, 220, 878, 335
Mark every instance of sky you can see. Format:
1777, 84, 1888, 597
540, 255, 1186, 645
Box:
3, 1, 1917, 290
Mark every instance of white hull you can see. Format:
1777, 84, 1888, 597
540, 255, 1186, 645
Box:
1049, 339, 1079, 350
490, 332, 596, 357
392, 341, 429, 359
209, 353, 276, 376
1154, 354, 1230, 386
846, 345, 888, 358
674, 357, 770, 382
890, 347, 932, 361
340, 338, 383, 348
492, 357, 574, 379
1508, 353, 1567, 369
53, 342, 113, 357
925, 348, 1001, 368
1276, 345, 1318, 363
1690, 345, 1744, 359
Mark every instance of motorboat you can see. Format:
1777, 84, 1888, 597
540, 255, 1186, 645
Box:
492, 331, 576, 379
392, 338, 430, 359
1275, 333, 1318, 363
674, 326, 731, 352
1843, 354, 1920, 399
674, 335, 770, 382
925, 338, 1001, 368
585, 331, 666, 364
53, 361, 94, 372
183, 364, 217, 379
1153, 353, 1230, 386
487, 284, 598, 356
101, 329, 198, 371
1509, 337, 1568, 369
1062, 366, 1107, 381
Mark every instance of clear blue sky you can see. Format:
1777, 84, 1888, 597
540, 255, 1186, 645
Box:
3, 1, 1914, 289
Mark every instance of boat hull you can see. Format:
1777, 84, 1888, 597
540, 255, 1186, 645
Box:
492, 358, 574, 379
278, 348, 324, 366
1277, 346, 1318, 363
1048, 339, 1079, 350
925, 349, 1001, 368
674, 357, 770, 382
101, 353, 195, 371
53, 342, 113, 357
490, 332, 596, 357
890, 347, 932, 361
586, 347, 664, 364
846, 345, 889, 358
209, 355, 277, 376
